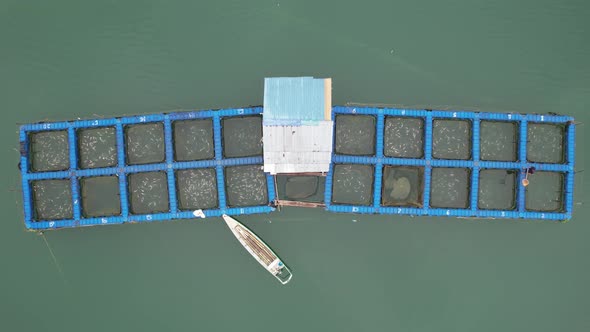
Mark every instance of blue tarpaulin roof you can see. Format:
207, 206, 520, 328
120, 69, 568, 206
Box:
263, 77, 326, 126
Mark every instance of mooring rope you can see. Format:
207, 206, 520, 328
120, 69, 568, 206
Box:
40, 232, 68, 285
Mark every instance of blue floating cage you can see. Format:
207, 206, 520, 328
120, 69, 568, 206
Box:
19, 106, 576, 230
325, 107, 575, 221
20, 108, 276, 230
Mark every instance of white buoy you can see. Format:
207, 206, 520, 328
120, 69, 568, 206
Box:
192, 209, 206, 218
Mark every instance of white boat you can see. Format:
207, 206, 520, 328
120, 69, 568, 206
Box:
222, 214, 292, 285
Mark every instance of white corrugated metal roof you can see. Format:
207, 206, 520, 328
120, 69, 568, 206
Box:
263, 121, 333, 174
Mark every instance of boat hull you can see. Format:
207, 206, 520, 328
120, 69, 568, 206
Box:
222, 214, 292, 284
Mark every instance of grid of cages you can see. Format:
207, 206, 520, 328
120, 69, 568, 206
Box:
326, 107, 575, 220
20, 108, 275, 230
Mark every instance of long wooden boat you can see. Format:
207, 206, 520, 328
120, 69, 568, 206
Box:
222, 214, 292, 285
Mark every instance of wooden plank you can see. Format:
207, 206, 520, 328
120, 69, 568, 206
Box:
324, 78, 332, 121
277, 172, 326, 177
276, 200, 325, 208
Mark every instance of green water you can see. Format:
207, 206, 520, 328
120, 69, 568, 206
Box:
2, 1, 589, 331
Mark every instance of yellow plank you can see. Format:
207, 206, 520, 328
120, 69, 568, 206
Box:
324, 78, 332, 121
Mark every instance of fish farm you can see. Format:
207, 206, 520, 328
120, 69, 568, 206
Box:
18, 77, 576, 230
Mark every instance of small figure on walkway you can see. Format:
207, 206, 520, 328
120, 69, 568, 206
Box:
521, 166, 536, 187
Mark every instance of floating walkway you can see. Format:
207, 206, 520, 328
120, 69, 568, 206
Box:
20, 108, 276, 230
325, 107, 575, 221
19, 107, 576, 230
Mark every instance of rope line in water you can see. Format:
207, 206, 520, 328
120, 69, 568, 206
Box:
40, 232, 68, 286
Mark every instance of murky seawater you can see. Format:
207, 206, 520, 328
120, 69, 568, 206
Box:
4, 1, 590, 331
433, 119, 471, 160
80, 176, 121, 217
173, 119, 214, 161
128, 171, 169, 214
125, 123, 165, 165
331, 164, 374, 205
335, 115, 376, 155
384, 117, 424, 158
527, 123, 565, 163
176, 168, 218, 210
525, 171, 565, 212
222, 116, 263, 158
480, 121, 518, 161
30, 131, 69, 171
478, 169, 517, 210
78, 127, 117, 169
430, 167, 471, 209
225, 165, 268, 207
276, 175, 325, 203
31, 179, 72, 220
382, 166, 423, 207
